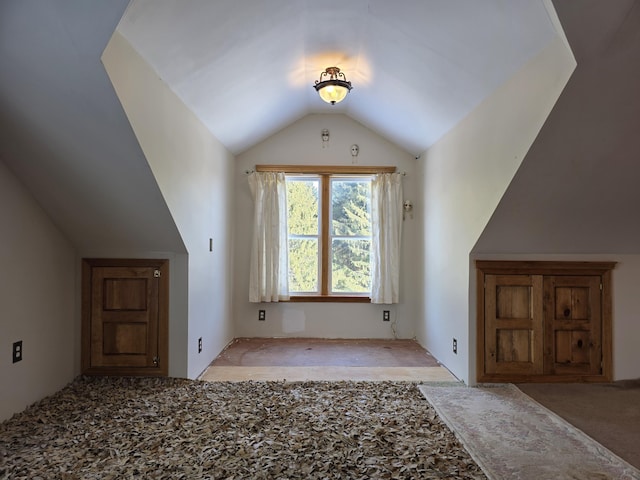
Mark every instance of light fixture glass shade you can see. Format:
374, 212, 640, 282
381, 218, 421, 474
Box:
314, 67, 352, 105
317, 84, 349, 104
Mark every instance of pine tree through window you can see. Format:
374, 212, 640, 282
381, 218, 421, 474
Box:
286, 175, 372, 298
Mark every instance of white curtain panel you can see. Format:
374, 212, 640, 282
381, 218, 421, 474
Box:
248, 172, 290, 302
371, 173, 403, 304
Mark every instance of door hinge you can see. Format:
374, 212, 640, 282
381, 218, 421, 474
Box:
600, 283, 603, 291
154, 269, 161, 278
153, 356, 159, 366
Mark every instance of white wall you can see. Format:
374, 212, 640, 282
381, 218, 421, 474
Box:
608, 256, 640, 380
0, 0, 185, 256
103, 32, 236, 378
415, 35, 576, 383
0, 160, 76, 421
234, 114, 417, 339
472, 253, 640, 381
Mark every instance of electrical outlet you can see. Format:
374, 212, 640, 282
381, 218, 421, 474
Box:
383, 310, 390, 322
258, 309, 266, 321
13, 341, 22, 363
453, 338, 457, 354
198, 337, 202, 353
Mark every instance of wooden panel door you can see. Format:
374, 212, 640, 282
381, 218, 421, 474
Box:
477, 261, 614, 382
82, 259, 168, 376
544, 275, 602, 376
484, 274, 543, 375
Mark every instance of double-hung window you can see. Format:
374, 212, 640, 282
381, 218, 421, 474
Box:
252, 164, 399, 303
287, 174, 372, 299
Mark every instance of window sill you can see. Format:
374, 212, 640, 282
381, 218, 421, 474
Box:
288, 295, 371, 303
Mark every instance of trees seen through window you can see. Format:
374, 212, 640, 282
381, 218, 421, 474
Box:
286, 175, 372, 297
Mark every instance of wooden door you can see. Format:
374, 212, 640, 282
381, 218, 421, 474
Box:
476, 261, 614, 382
82, 259, 168, 376
484, 274, 544, 376
544, 275, 602, 376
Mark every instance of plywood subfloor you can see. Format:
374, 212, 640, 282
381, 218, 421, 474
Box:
200, 338, 458, 383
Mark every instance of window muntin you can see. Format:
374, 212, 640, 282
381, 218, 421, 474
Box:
286, 174, 372, 297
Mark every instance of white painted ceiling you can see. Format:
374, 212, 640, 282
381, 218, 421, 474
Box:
116, 0, 559, 156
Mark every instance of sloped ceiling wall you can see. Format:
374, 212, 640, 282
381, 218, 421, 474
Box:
474, 0, 640, 254
3, 1, 637, 257
0, 0, 185, 254
115, 0, 558, 156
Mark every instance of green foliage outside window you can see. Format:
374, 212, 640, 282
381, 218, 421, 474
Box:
286, 176, 371, 295
331, 180, 371, 293
287, 179, 319, 292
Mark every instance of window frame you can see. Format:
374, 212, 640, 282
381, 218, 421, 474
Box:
257, 164, 396, 303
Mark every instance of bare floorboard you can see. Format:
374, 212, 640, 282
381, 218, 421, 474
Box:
200, 338, 458, 382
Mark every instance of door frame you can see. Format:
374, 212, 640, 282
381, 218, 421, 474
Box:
476, 261, 615, 383
81, 258, 169, 376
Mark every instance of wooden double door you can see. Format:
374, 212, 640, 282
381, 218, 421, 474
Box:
477, 261, 614, 383
82, 259, 168, 376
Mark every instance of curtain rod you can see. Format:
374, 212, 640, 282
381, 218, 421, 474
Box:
245, 165, 405, 175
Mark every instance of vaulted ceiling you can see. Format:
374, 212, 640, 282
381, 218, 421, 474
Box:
2, 0, 639, 257
116, 0, 560, 155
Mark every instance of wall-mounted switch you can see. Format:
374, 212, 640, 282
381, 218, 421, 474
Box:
258, 310, 266, 321
13, 341, 22, 363
198, 337, 202, 353
453, 338, 458, 354
209, 238, 213, 252
383, 310, 390, 322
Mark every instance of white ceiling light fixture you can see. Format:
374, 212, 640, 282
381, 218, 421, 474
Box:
314, 67, 352, 105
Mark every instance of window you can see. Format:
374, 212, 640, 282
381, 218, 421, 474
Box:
286, 176, 320, 294
286, 174, 373, 299
250, 164, 400, 303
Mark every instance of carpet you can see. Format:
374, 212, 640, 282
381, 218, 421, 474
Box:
518, 380, 640, 469
419, 384, 640, 480
1, 377, 486, 479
